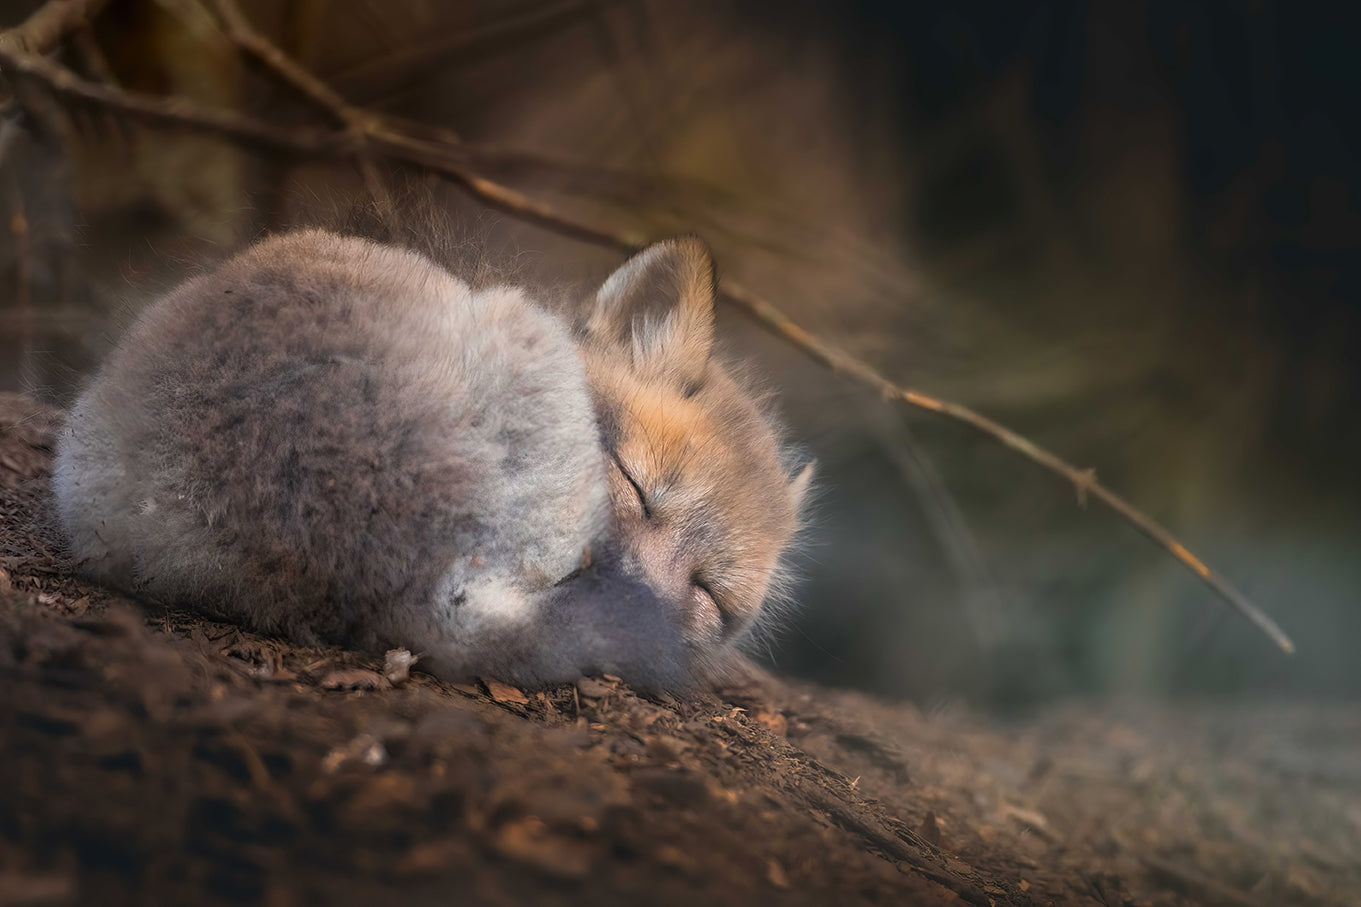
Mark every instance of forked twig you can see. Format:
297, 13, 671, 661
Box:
0, 0, 1294, 653
0, 0, 110, 58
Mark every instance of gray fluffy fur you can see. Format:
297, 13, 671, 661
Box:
51, 230, 677, 683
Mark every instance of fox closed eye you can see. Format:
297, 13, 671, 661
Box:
692, 575, 730, 631
614, 456, 652, 520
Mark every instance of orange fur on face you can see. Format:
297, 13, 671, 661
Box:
579, 238, 809, 656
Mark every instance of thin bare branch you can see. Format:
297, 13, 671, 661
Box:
328, 0, 607, 104
0, 0, 112, 58
210, 0, 401, 223
208, 0, 360, 129
0, 12, 1295, 655
0, 46, 341, 154
67, 23, 116, 85
209, 1, 731, 240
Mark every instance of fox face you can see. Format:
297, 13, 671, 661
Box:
577, 238, 813, 662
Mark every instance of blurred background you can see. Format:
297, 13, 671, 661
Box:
1, 0, 1356, 710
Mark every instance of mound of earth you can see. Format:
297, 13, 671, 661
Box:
0, 393, 1355, 906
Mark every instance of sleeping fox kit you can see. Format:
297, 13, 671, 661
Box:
52, 229, 811, 690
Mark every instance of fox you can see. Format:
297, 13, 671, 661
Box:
51, 228, 811, 691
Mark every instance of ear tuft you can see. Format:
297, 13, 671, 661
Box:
585, 236, 717, 385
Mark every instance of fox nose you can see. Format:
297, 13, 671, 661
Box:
525, 555, 694, 691
629, 532, 693, 600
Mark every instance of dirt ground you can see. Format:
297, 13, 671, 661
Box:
0, 392, 1357, 907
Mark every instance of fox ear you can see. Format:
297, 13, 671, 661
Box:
586, 237, 716, 385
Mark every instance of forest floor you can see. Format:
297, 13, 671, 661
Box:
0, 392, 1357, 907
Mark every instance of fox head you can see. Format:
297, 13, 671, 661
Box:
576, 238, 813, 669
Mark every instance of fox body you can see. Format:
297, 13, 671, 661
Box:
52, 229, 808, 690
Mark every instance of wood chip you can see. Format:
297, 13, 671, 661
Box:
321, 733, 387, 773
492, 816, 593, 879
483, 678, 529, 704
396, 838, 467, 875
755, 709, 788, 735
575, 676, 615, 699
654, 844, 696, 873
1000, 803, 1055, 841
383, 648, 416, 685
320, 669, 388, 691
